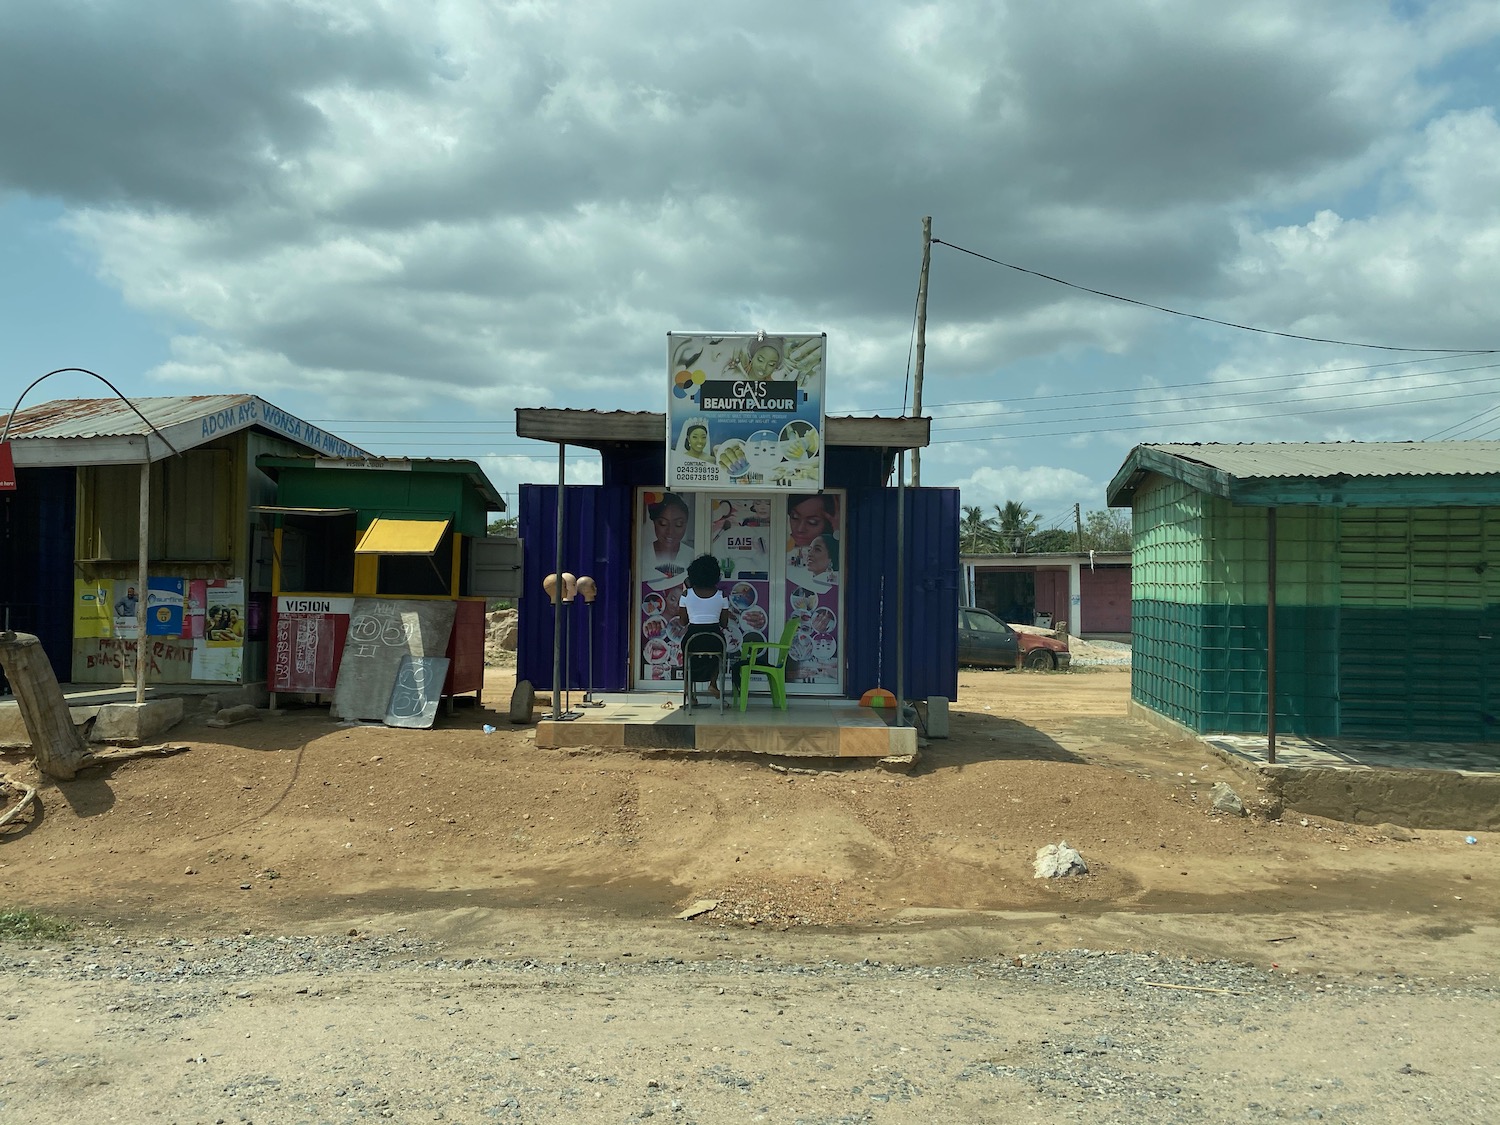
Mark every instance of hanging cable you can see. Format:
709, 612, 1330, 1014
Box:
932, 238, 1498, 354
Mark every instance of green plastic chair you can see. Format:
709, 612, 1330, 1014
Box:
736, 618, 800, 711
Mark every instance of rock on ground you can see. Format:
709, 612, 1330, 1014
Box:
1034, 841, 1088, 878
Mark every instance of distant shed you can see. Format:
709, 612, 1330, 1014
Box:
1108, 441, 1500, 744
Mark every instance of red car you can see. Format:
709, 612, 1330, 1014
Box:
958, 606, 1071, 670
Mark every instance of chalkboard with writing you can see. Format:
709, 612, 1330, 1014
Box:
332, 599, 456, 722
384, 655, 451, 729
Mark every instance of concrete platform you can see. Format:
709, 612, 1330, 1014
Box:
535, 692, 918, 762
0, 683, 219, 748
1206, 732, 1500, 832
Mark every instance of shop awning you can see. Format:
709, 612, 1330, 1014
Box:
251, 505, 357, 516
355, 517, 452, 556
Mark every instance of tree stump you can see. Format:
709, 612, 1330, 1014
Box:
0, 632, 90, 780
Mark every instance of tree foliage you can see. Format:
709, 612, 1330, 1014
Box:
1080, 508, 1132, 552
959, 501, 1131, 554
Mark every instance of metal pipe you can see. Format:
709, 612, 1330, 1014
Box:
1267, 506, 1277, 764
895, 450, 906, 726
552, 442, 565, 720
136, 459, 149, 706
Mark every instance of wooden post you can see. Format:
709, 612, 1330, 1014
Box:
912, 216, 931, 487
0, 632, 90, 780
1267, 506, 1277, 765
136, 458, 149, 706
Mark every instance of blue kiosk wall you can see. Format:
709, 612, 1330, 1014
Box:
516, 469, 958, 702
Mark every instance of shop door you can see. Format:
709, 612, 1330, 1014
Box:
633, 490, 845, 695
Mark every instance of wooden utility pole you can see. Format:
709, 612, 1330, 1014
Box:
1074, 503, 1084, 554
0, 632, 90, 780
911, 216, 931, 486
136, 459, 149, 705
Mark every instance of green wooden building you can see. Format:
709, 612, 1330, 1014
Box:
1108, 442, 1500, 743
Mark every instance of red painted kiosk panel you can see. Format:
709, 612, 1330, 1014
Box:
270, 597, 353, 693
445, 598, 485, 695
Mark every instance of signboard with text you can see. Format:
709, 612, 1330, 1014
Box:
0, 442, 15, 491
666, 332, 826, 492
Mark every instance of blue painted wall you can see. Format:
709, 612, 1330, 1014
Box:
515, 474, 959, 702
0, 467, 76, 688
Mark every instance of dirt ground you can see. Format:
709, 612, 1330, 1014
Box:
3, 666, 1498, 1123
0, 665, 1494, 979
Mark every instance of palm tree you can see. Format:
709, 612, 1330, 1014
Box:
959, 505, 998, 554
995, 500, 1039, 553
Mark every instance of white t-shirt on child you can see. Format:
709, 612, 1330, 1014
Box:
683, 588, 727, 624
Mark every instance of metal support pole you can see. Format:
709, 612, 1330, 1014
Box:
585, 601, 595, 703
552, 443, 565, 720
563, 598, 572, 713
894, 450, 906, 727
1267, 506, 1278, 765
135, 458, 149, 706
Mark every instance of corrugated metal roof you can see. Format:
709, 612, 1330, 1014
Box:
0, 395, 254, 440
1145, 441, 1500, 479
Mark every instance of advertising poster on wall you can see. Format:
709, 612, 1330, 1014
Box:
637, 491, 696, 682
709, 496, 772, 666
110, 580, 141, 640
191, 578, 245, 683
73, 582, 112, 638
665, 332, 826, 492
783, 493, 843, 686
145, 577, 185, 636
205, 579, 245, 647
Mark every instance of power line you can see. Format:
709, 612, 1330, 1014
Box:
839, 352, 1487, 417
932, 367, 1500, 435
897, 360, 1500, 425
928, 381, 1500, 445
932, 238, 1498, 354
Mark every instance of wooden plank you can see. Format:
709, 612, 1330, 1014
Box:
8, 435, 151, 467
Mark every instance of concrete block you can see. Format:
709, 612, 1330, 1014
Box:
90, 698, 185, 745
0, 700, 96, 749
925, 696, 951, 739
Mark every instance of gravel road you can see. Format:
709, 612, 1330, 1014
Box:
2, 927, 1494, 1124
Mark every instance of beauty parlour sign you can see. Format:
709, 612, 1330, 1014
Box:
665, 332, 826, 492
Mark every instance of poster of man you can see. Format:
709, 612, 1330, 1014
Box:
111, 582, 140, 639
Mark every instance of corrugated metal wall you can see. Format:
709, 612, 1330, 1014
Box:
843, 486, 959, 702
1079, 566, 1131, 633
1132, 476, 1500, 742
1339, 507, 1498, 741
0, 467, 76, 689
517, 483, 960, 702
517, 484, 634, 693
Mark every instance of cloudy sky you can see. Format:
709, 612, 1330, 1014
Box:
2, 0, 1499, 529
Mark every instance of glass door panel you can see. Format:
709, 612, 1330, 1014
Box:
632, 488, 845, 695
782, 493, 844, 693
709, 497, 774, 669
635, 490, 698, 685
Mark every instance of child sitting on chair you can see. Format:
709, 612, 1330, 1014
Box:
677, 553, 734, 703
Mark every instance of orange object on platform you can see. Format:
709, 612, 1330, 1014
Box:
860, 688, 896, 708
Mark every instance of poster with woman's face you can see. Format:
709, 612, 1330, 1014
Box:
639, 491, 695, 681
784, 493, 842, 684
710, 497, 772, 659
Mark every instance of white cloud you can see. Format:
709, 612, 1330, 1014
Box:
2, 0, 1498, 500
